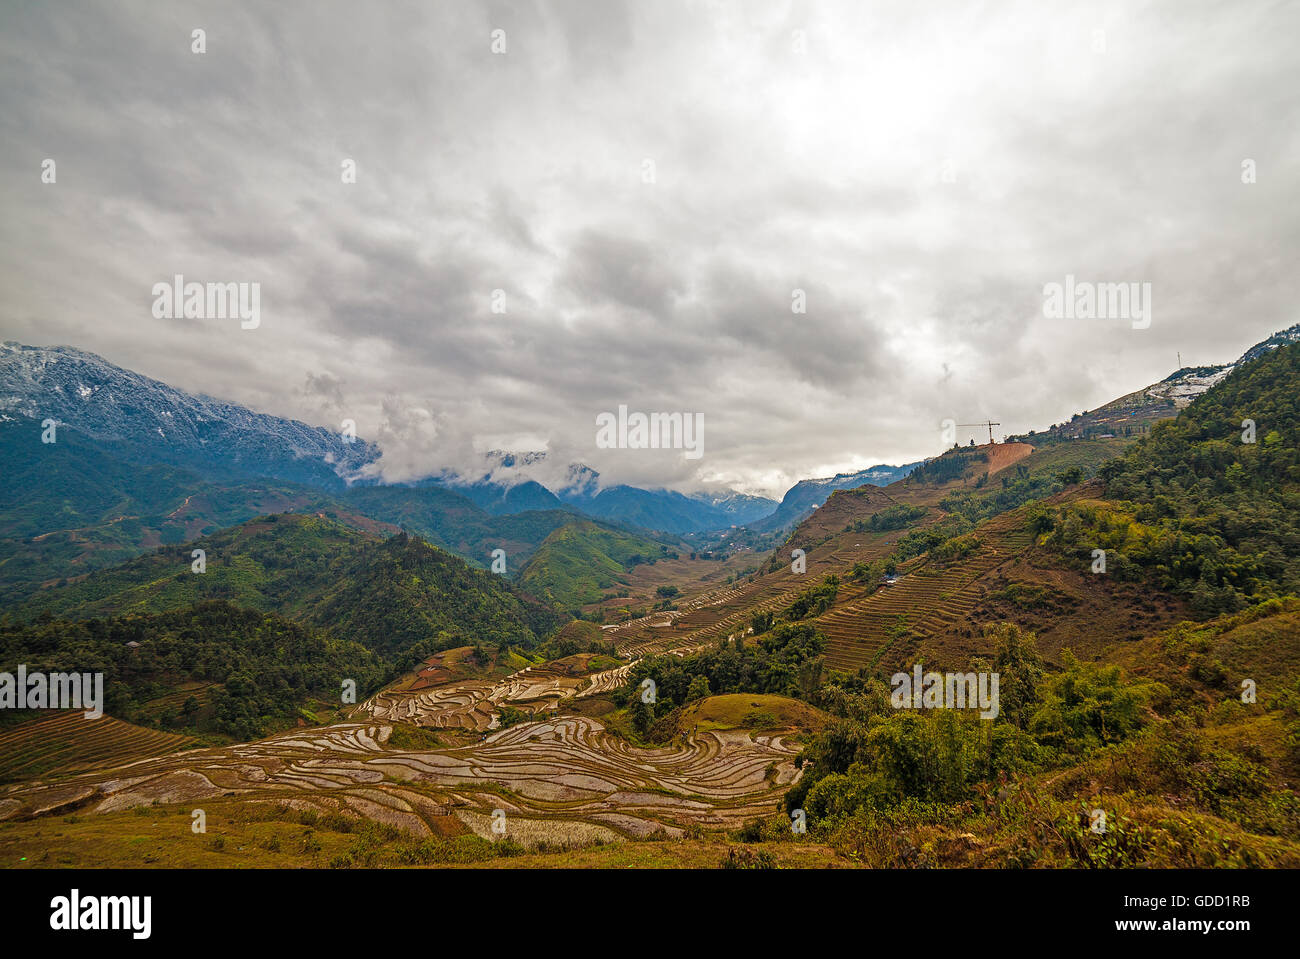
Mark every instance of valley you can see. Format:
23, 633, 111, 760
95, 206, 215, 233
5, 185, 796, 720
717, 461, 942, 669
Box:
3, 5, 1296, 944
2, 328, 1299, 868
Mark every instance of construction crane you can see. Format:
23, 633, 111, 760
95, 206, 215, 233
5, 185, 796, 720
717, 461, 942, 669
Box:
958, 421, 1002, 445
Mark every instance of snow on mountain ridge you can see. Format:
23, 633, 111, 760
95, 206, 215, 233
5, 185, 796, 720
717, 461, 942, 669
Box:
0, 341, 378, 487
1142, 323, 1300, 410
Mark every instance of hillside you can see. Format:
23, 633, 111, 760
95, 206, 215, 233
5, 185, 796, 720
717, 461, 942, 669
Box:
10, 513, 369, 619
9, 514, 566, 661
1039, 339, 1300, 614
0, 600, 387, 744
519, 519, 675, 609
0, 414, 404, 604
600, 429, 1173, 672
599, 336, 1300, 680
592, 400, 1300, 867
309, 533, 565, 657
748, 462, 919, 532
1107, 597, 1300, 694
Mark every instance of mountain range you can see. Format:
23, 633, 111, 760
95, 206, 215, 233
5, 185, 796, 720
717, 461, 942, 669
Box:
0, 340, 916, 541
4, 322, 1299, 872
4, 325, 1293, 612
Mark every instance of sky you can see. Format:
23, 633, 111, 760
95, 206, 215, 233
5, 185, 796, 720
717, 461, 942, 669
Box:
2, 0, 1298, 498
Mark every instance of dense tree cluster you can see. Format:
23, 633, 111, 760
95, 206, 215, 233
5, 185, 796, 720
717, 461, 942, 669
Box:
619, 622, 826, 733
940, 469, 1064, 525
785, 575, 840, 619
909, 449, 988, 485
788, 624, 1171, 821
1037, 342, 1300, 615
0, 601, 387, 739
848, 504, 926, 533
313, 532, 563, 657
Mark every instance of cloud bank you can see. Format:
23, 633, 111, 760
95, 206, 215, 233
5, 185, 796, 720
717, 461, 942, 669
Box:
2, 0, 1296, 496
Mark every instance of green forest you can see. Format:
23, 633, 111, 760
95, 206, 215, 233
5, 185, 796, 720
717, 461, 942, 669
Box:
0, 601, 387, 740
1036, 341, 1300, 615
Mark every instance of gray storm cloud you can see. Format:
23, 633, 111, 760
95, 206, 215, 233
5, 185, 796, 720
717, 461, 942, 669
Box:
1, 0, 1297, 497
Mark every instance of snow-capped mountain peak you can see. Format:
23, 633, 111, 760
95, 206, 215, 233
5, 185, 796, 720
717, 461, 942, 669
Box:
0, 341, 378, 488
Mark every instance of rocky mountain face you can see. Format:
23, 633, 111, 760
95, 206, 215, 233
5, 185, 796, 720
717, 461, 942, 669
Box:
0, 342, 377, 489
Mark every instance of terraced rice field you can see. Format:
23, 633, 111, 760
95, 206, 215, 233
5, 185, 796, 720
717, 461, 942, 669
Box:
0, 714, 801, 842
600, 488, 1051, 674
608, 579, 823, 659
814, 513, 1037, 671
363, 658, 640, 729
600, 582, 751, 652
0, 712, 194, 785
601, 504, 940, 662
576, 661, 634, 698
0, 450, 1064, 850
611, 570, 881, 662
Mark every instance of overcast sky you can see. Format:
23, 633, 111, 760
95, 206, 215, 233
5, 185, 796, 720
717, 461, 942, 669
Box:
2, 0, 1297, 497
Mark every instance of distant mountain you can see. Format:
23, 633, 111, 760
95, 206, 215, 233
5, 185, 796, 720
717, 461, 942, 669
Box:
0, 408, 584, 604
453, 449, 777, 532
0, 342, 377, 488
561, 483, 777, 534
447, 478, 567, 515
0, 342, 774, 535
750, 463, 920, 532
689, 489, 780, 524
434, 451, 575, 514
339, 484, 589, 572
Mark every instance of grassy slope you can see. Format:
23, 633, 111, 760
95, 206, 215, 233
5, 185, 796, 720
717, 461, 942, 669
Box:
0, 797, 848, 868
675, 693, 829, 734
519, 519, 672, 608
